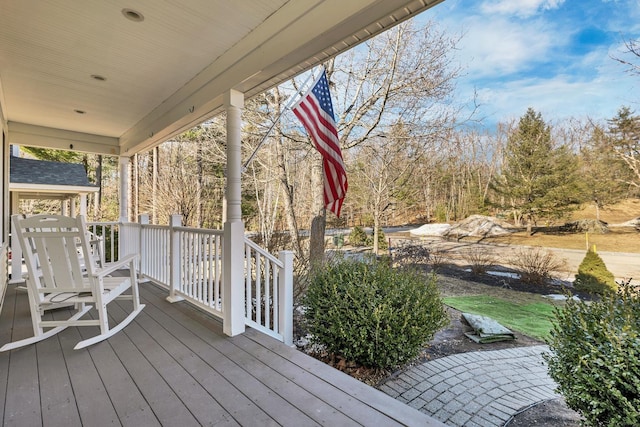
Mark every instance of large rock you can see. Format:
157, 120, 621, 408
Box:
443, 215, 516, 239
560, 219, 608, 234
409, 223, 452, 237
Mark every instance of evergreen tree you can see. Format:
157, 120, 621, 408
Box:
491, 108, 582, 233
579, 125, 629, 220
607, 106, 640, 191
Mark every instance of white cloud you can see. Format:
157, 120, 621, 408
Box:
456, 17, 560, 77
471, 70, 638, 127
480, 0, 566, 18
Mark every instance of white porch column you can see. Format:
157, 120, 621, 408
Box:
223, 89, 245, 337
61, 199, 68, 216
225, 89, 243, 223
79, 193, 88, 217
119, 156, 130, 223
10, 193, 22, 283
70, 196, 77, 217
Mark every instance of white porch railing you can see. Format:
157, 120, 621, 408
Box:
112, 216, 293, 344
171, 225, 224, 317
87, 221, 119, 264
244, 239, 293, 344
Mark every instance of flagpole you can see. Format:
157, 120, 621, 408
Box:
242, 69, 318, 172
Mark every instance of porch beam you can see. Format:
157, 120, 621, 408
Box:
223, 89, 245, 337
7, 122, 119, 156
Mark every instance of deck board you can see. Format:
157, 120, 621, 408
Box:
36, 315, 82, 427
107, 300, 239, 426
133, 287, 307, 427
3, 288, 41, 427
0, 283, 15, 424
0, 280, 445, 427
55, 322, 121, 426
137, 285, 347, 426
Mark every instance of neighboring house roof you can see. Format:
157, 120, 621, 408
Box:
9, 156, 98, 197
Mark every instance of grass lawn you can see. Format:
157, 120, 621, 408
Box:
442, 295, 558, 341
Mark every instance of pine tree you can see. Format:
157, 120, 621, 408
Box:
491, 108, 582, 233
607, 106, 640, 191
579, 125, 629, 220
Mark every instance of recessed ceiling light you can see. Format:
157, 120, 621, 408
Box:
122, 8, 144, 22
90, 74, 107, 81
74, 109, 86, 114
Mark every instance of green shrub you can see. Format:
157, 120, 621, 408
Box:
545, 281, 640, 426
347, 226, 388, 250
302, 260, 447, 369
374, 228, 388, 250
348, 226, 369, 246
434, 204, 448, 223
574, 248, 617, 294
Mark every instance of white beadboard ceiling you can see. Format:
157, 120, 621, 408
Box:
0, 0, 443, 155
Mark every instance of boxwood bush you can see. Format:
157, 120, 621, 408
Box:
545, 281, 640, 426
347, 226, 388, 249
348, 226, 369, 246
302, 260, 447, 369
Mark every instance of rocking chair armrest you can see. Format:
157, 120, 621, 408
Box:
93, 253, 139, 278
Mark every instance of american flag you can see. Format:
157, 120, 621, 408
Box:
292, 70, 348, 217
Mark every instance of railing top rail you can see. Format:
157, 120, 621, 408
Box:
244, 237, 283, 267
139, 224, 170, 230
136, 223, 223, 236
87, 221, 119, 226
174, 226, 224, 236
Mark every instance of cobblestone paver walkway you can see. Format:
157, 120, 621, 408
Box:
378, 345, 559, 427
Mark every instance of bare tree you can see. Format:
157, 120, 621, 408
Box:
303, 19, 461, 263
350, 124, 419, 253
613, 38, 640, 76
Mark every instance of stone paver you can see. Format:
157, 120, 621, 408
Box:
378, 345, 559, 427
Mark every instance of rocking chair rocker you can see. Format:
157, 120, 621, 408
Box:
1, 214, 145, 351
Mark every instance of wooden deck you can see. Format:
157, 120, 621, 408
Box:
0, 279, 445, 426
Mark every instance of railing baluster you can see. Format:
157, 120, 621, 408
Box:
273, 263, 279, 333
255, 249, 262, 327
264, 258, 270, 329
180, 231, 187, 294
207, 235, 213, 307
215, 234, 221, 310
245, 244, 252, 319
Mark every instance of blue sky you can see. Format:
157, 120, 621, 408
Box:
420, 0, 640, 130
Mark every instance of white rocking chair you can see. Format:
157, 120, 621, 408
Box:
1, 214, 145, 351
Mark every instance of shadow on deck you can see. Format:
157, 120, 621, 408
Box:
0, 278, 445, 426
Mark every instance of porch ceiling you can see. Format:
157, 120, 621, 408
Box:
0, 0, 444, 156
